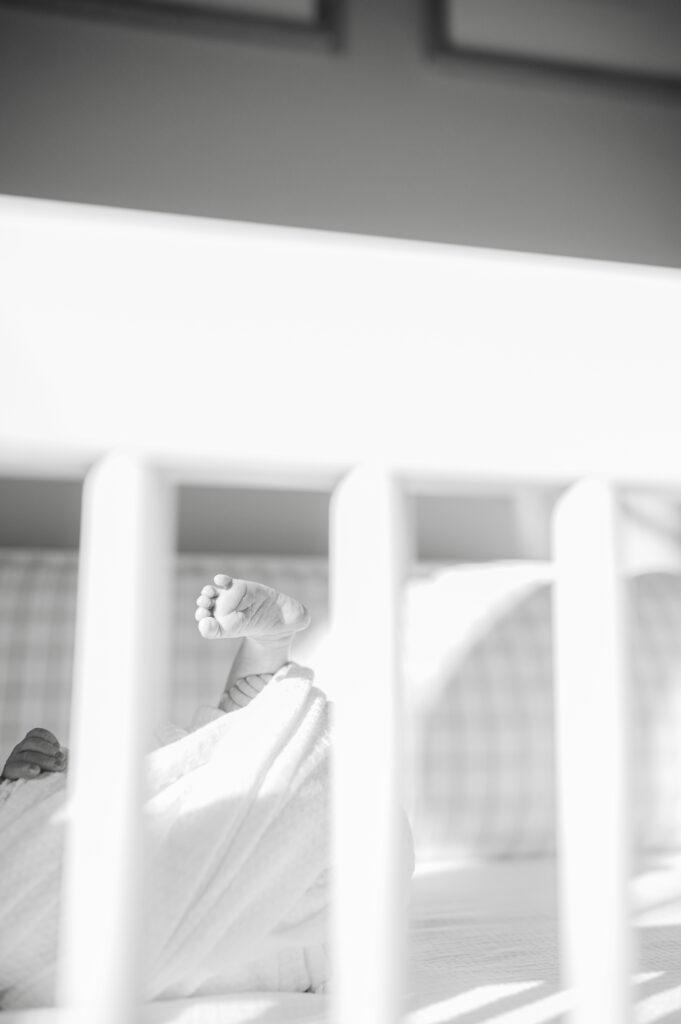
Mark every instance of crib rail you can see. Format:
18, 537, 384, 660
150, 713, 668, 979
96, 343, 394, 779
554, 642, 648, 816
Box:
57, 455, 635, 1024
59, 453, 175, 1024
329, 464, 410, 1024
553, 479, 633, 1024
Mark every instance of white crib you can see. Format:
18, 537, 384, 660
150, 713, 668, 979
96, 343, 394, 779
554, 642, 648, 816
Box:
2, 193, 681, 1023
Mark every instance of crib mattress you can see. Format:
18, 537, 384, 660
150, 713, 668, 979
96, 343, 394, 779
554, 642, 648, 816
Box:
5, 858, 681, 1024
405, 857, 681, 1023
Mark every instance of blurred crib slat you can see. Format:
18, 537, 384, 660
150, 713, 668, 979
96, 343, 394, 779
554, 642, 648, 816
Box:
329, 464, 409, 1024
58, 452, 175, 1024
552, 478, 634, 1024
54, 460, 640, 1024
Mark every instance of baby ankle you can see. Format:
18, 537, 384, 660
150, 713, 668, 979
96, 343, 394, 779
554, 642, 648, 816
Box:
220, 673, 273, 713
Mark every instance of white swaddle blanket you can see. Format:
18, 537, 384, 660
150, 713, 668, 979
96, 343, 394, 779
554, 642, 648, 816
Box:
0, 664, 332, 1009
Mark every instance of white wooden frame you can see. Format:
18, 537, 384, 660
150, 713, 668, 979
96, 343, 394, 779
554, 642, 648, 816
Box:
2, 193, 680, 1024
2, 455, 638, 1024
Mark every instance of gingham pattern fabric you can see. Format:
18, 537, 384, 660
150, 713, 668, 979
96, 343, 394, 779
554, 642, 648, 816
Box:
0, 550, 330, 757
416, 584, 557, 858
416, 572, 681, 858
2, 549, 681, 858
0, 550, 78, 756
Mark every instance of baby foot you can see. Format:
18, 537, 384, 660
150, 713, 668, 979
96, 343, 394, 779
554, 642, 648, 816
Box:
195, 574, 311, 641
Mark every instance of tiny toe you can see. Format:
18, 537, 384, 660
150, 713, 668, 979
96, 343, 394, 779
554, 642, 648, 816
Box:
214, 574, 232, 588
196, 595, 213, 609
195, 607, 212, 621
198, 617, 221, 639
201, 585, 218, 597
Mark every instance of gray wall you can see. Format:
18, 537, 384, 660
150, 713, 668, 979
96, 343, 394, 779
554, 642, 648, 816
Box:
0, 477, 527, 560
1, 0, 681, 266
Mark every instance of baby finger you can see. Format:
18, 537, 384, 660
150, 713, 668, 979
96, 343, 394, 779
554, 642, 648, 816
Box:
14, 735, 61, 758
11, 749, 66, 773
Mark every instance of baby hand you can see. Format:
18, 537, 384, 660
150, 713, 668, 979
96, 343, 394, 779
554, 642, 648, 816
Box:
1, 728, 68, 781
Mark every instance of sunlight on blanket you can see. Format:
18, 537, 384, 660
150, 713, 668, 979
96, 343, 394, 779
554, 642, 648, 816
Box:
478, 977, 681, 1024
638, 983, 681, 1024
146, 993, 322, 1024
406, 981, 542, 1024
478, 989, 570, 1024
411, 973, 675, 1024
0, 992, 329, 1024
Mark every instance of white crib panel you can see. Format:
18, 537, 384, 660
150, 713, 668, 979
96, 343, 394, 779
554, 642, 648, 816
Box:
58, 452, 175, 1024
552, 479, 633, 1024
4, 194, 681, 495
329, 464, 408, 1024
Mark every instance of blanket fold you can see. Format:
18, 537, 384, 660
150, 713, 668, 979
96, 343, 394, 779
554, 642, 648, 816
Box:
0, 664, 330, 1008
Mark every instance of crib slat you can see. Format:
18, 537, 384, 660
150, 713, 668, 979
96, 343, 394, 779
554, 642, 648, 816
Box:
329, 464, 409, 1024
58, 452, 175, 1024
552, 478, 633, 1024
